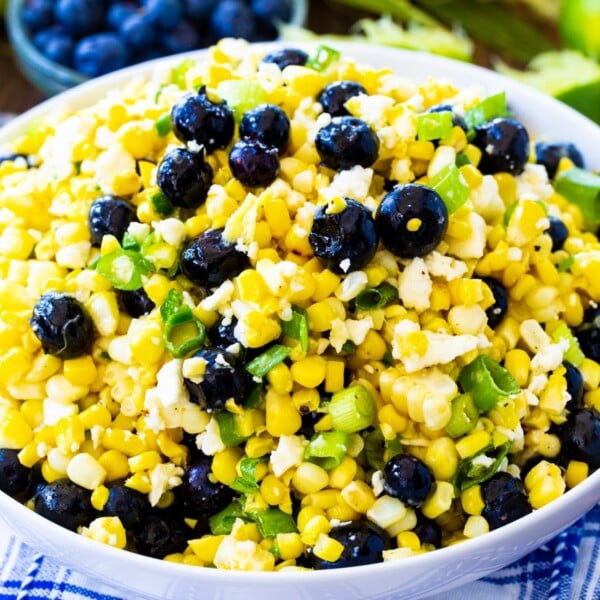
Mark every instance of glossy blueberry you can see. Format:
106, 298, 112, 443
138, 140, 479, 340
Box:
261, 47, 308, 70
375, 183, 448, 259
156, 148, 213, 209
21, 0, 54, 32
209, 0, 256, 40
180, 228, 250, 288
299, 409, 324, 438
481, 472, 532, 530
239, 104, 290, 154
143, 0, 184, 30
427, 103, 468, 132
38, 30, 74, 66
134, 511, 189, 558
117, 288, 156, 318
54, 0, 105, 36
472, 118, 530, 175
184, 346, 248, 411
315, 116, 379, 172
250, 0, 291, 22
563, 361, 584, 409
88, 195, 136, 246
558, 408, 600, 471
106, 2, 138, 31
309, 197, 379, 274
119, 13, 155, 51
74, 33, 129, 77
317, 81, 366, 117
229, 140, 279, 187
184, 0, 217, 20
481, 277, 509, 328
102, 482, 150, 531
574, 307, 600, 363
383, 453, 434, 508
307, 521, 391, 569
0, 449, 31, 497
545, 216, 569, 252
180, 455, 234, 518
171, 89, 235, 153
158, 21, 201, 53
413, 515, 441, 548
208, 317, 239, 350
535, 141, 584, 180
34, 479, 94, 531
30, 292, 94, 359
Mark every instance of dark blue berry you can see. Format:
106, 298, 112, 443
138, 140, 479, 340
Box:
239, 104, 290, 154
375, 183, 448, 258
158, 21, 201, 53
21, 0, 55, 32
156, 147, 213, 209
54, 0, 105, 37
134, 511, 189, 558
261, 47, 308, 70
180, 228, 250, 288
88, 194, 137, 246
472, 118, 530, 175
34, 479, 94, 531
171, 89, 235, 153
30, 292, 94, 359
315, 116, 379, 172
0, 449, 31, 497
545, 216, 569, 252
117, 288, 156, 318
209, 0, 256, 40
558, 407, 600, 471
208, 317, 238, 350
229, 140, 279, 187
481, 472, 532, 530
143, 0, 185, 30
309, 197, 379, 274
307, 521, 391, 569
383, 453, 434, 508
184, 0, 217, 20
563, 361, 584, 409
106, 2, 138, 31
413, 515, 441, 547
427, 103, 468, 132
318, 81, 366, 117
481, 277, 509, 328
102, 482, 150, 531
38, 30, 75, 66
250, 0, 291, 23
119, 13, 155, 51
74, 33, 129, 77
535, 141, 584, 180
575, 308, 600, 363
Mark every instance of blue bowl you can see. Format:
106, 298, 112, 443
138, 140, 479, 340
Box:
5, 0, 308, 97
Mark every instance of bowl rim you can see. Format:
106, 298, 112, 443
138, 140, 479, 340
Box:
0, 40, 599, 591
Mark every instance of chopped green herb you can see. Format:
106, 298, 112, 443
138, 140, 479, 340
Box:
99, 350, 112, 361
155, 113, 172, 137
305, 44, 341, 71
244, 383, 264, 409
215, 411, 249, 447
456, 152, 471, 167
341, 340, 357, 354
452, 441, 512, 492
121, 231, 140, 251
355, 282, 398, 310
429, 163, 470, 214
252, 509, 297, 537
245, 345, 292, 378
464, 92, 507, 130
282, 305, 309, 352
557, 254, 575, 272
304, 431, 349, 470
417, 111, 453, 142
150, 191, 175, 217
209, 502, 249, 535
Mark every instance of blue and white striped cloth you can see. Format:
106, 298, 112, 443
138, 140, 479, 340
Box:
1, 504, 599, 600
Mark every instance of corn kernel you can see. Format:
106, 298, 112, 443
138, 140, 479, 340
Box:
312, 533, 344, 562
461, 485, 484, 515
367, 495, 408, 530
425, 437, 458, 481
293, 462, 329, 495
455, 430, 491, 459
565, 460, 589, 488
188, 536, 225, 563
463, 515, 489, 538
276, 533, 304, 560
397, 531, 421, 551
67, 452, 107, 490
265, 390, 301, 437
290, 356, 327, 388
212, 446, 244, 486
91, 485, 110, 511
421, 481, 454, 519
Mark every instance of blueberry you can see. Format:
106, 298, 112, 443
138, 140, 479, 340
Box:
412, 515, 441, 548
184, 0, 217, 20
38, 30, 75, 66
558, 407, 600, 471
120, 13, 155, 51
250, 0, 291, 23
0, 449, 31, 497
184, 346, 248, 411
208, 317, 239, 350
306, 521, 391, 569
480, 472, 532, 530
375, 183, 448, 259
261, 47, 308, 70
563, 361, 584, 409
102, 482, 150, 531
74, 33, 129, 77
383, 453, 434, 508
427, 103, 468, 132
134, 511, 189, 558
106, 2, 138, 31
299, 409, 324, 438
54, 0, 105, 37
180, 228, 250, 288
88, 194, 137, 246
30, 292, 94, 359
117, 288, 156, 318
158, 21, 201, 54
309, 197, 379, 274
574, 307, 600, 363
317, 81, 366, 117
171, 89, 235, 153
180, 455, 234, 518
229, 140, 280, 187
143, 0, 185, 30
481, 277, 508, 328
315, 116, 379, 172
472, 118, 530, 175
34, 480, 94, 531
535, 141, 584, 180
21, 0, 55, 33
545, 216, 569, 252
239, 104, 290, 154
209, 0, 257, 40
156, 147, 213, 209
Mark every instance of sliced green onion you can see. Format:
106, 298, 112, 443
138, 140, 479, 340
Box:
245, 345, 291, 378
282, 305, 309, 352
557, 254, 575, 273
121, 231, 140, 251
445, 393, 479, 438
364, 429, 402, 470
456, 152, 471, 167
95, 249, 153, 291
243, 383, 264, 409
230, 456, 264, 492
155, 113, 172, 137
417, 111, 453, 141
382, 349, 393, 366
452, 441, 512, 493
304, 431, 349, 470
171, 58, 194, 88
252, 509, 297, 537
549, 321, 585, 366
327, 384, 376, 433
150, 190, 174, 217
305, 44, 341, 71
458, 355, 519, 413
554, 167, 600, 230
209, 502, 249, 535
503, 201, 518, 227
216, 80, 266, 120
429, 163, 470, 214
464, 92, 507, 130
341, 340, 356, 354
215, 411, 249, 447
355, 282, 398, 310
163, 304, 206, 358
160, 288, 184, 322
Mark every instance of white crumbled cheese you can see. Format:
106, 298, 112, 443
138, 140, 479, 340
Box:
335, 271, 368, 302
424, 251, 468, 280
528, 374, 548, 395
320, 166, 374, 203
222, 192, 259, 249
372, 470, 385, 496
153, 218, 186, 247
153, 359, 187, 407
329, 316, 374, 353
471, 454, 494, 469
270, 435, 307, 477
95, 144, 137, 194
148, 462, 184, 507
345, 94, 394, 128
446, 210, 487, 259
213, 535, 274, 571
507, 247, 523, 262
515, 163, 553, 202
524, 389, 540, 406
200, 280, 235, 312
195, 416, 225, 456
256, 258, 298, 296
55, 242, 91, 269
469, 175, 505, 223
389, 157, 414, 184
339, 258, 351, 273
391, 110, 417, 140
398, 258, 431, 312
530, 340, 568, 374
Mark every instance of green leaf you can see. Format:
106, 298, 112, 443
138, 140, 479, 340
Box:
452, 441, 512, 493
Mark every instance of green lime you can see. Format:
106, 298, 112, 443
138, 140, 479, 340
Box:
559, 0, 600, 61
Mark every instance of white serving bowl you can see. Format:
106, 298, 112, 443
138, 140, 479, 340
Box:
0, 42, 599, 600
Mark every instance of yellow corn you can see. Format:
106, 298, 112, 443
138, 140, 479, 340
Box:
91, 485, 110, 511
461, 485, 484, 516
290, 356, 327, 388
265, 390, 301, 437
188, 536, 225, 563
455, 430, 491, 459
565, 460, 589, 488
98, 450, 131, 482
312, 533, 344, 562
421, 481, 454, 519
212, 447, 244, 486
424, 437, 458, 481
293, 462, 329, 495
276, 533, 305, 560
